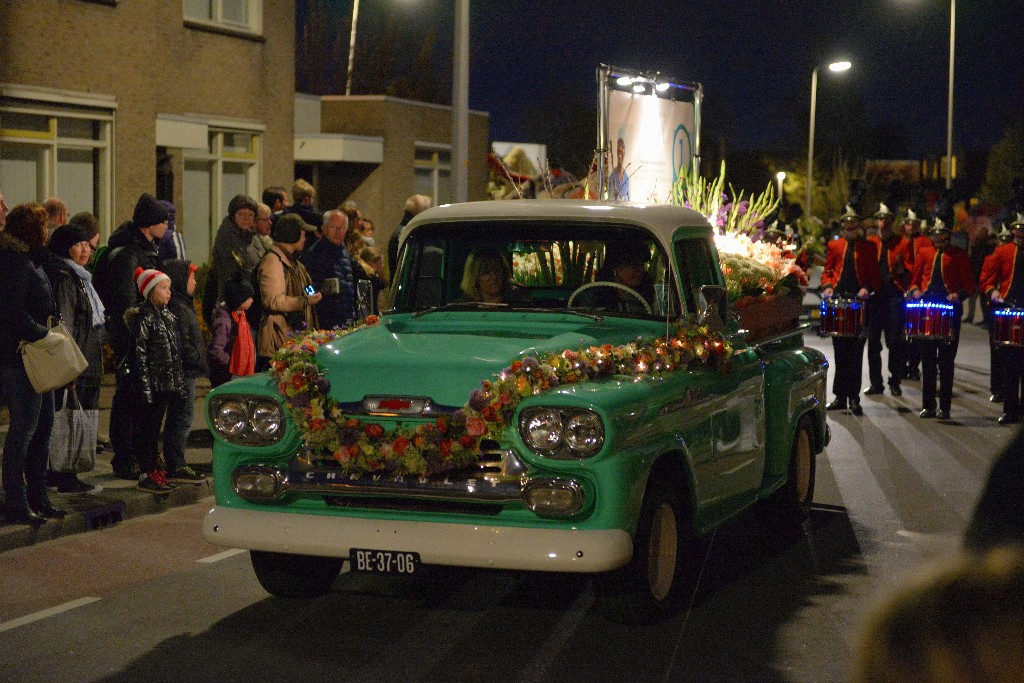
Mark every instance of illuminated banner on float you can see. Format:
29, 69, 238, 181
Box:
598, 65, 701, 204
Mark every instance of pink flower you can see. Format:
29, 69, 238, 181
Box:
465, 417, 487, 436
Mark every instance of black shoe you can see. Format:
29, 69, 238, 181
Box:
1, 505, 46, 527
919, 408, 936, 419
991, 393, 1004, 403
907, 370, 921, 381
29, 500, 68, 519
937, 409, 951, 420
849, 399, 864, 416
57, 476, 103, 495
999, 412, 1021, 425
112, 464, 140, 481
826, 398, 847, 411
889, 384, 903, 397
864, 385, 885, 396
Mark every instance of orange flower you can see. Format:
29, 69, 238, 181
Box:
364, 423, 384, 438
393, 436, 410, 455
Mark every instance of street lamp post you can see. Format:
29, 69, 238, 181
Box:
345, 0, 360, 96
451, 0, 469, 203
945, 0, 955, 189
806, 61, 851, 219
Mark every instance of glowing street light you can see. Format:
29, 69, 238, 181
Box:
776, 171, 786, 204
806, 60, 852, 218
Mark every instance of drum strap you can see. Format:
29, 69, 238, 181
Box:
1007, 246, 1024, 303
926, 251, 946, 298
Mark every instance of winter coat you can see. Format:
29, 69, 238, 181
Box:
257, 244, 317, 357
207, 305, 237, 387
303, 237, 356, 329
41, 252, 104, 389
0, 233, 55, 368
163, 259, 209, 379
93, 221, 159, 356
211, 215, 261, 303
125, 302, 185, 403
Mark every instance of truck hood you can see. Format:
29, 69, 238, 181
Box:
320, 312, 668, 408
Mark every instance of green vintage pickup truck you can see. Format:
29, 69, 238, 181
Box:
203, 201, 829, 623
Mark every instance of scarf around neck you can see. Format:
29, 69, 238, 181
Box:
64, 258, 106, 328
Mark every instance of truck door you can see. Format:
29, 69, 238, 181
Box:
674, 236, 766, 521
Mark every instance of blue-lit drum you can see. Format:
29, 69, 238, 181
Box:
993, 307, 1024, 347
818, 297, 866, 337
904, 300, 959, 342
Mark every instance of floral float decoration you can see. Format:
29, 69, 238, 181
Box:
270, 319, 734, 479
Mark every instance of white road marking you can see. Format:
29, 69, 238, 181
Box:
197, 548, 247, 564
0, 597, 100, 633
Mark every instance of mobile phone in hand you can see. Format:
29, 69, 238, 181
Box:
305, 284, 316, 295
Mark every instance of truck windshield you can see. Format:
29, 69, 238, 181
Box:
389, 221, 680, 319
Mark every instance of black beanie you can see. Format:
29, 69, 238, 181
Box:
224, 277, 255, 311
133, 193, 169, 228
47, 224, 92, 259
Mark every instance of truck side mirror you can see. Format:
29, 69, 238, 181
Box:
698, 285, 729, 332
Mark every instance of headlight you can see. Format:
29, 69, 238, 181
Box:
519, 408, 604, 459
208, 395, 287, 446
250, 401, 284, 438
213, 400, 248, 437
522, 409, 563, 452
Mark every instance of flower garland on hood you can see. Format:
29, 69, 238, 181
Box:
270, 318, 733, 479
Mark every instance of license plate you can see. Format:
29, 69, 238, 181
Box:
350, 548, 420, 575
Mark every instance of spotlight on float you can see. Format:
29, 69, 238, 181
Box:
655, 81, 670, 92
616, 76, 633, 87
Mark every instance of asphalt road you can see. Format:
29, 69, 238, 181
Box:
0, 322, 1011, 683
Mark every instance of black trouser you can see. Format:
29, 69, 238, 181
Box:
136, 392, 172, 475
109, 370, 137, 474
1002, 346, 1024, 414
867, 293, 906, 389
991, 319, 1006, 395
918, 337, 959, 412
832, 335, 866, 401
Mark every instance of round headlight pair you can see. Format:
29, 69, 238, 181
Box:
519, 408, 604, 458
211, 397, 284, 444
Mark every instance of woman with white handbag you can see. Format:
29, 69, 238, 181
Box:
42, 224, 105, 495
0, 203, 68, 525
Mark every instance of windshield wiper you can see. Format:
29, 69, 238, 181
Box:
413, 302, 510, 317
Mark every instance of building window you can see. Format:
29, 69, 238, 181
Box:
0, 101, 113, 232
183, 0, 262, 35
182, 127, 261, 266
414, 144, 451, 207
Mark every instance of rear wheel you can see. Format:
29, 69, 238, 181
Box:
596, 478, 697, 624
778, 416, 817, 522
250, 550, 344, 598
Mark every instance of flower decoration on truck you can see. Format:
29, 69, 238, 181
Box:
270, 320, 733, 479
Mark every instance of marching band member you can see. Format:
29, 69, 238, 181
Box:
821, 207, 882, 416
907, 218, 975, 420
866, 201, 912, 397
981, 213, 1024, 424
900, 205, 930, 381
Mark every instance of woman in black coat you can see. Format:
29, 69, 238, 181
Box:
0, 203, 67, 524
42, 224, 106, 494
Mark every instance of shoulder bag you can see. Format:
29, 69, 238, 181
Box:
19, 317, 89, 394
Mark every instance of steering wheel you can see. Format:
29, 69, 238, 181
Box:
567, 282, 653, 315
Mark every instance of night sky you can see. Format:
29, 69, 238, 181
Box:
301, 1, 1022, 158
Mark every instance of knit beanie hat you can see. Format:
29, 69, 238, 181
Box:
133, 193, 169, 228
48, 224, 92, 259
224, 277, 255, 311
157, 200, 176, 231
134, 266, 170, 299
272, 213, 313, 245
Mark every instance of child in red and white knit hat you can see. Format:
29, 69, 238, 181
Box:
125, 267, 185, 494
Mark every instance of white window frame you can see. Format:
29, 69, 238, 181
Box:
0, 91, 115, 235
414, 141, 452, 208
181, 124, 262, 265
183, 0, 263, 37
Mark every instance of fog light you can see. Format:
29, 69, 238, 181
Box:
523, 479, 584, 518
233, 466, 284, 501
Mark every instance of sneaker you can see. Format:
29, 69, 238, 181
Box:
138, 471, 177, 495
57, 476, 103, 496
112, 462, 140, 480
167, 465, 207, 484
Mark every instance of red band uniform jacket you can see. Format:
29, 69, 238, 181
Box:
868, 234, 913, 293
821, 237, 883, 294
980, 242, 1021, 301
909, 245, 975, 300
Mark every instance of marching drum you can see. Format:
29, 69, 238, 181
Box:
993, 307, 1024, 347
818, 297, 866, 338
904, 300, 959, 342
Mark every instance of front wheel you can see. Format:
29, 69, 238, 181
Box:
777, 416, 817, 522
250, 550, 344, 598
596, 478, 697, 624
